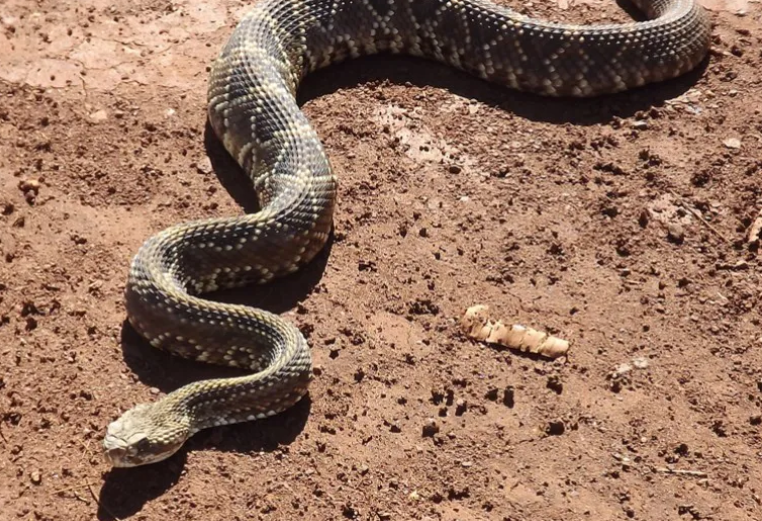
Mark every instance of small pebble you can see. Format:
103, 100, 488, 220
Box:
667, 223, 685, 244
422, 418, 439, 437
89, 109, 108, 123
722, 137, 741, 149
195, 157, 213, 175
638, 209, 651, 228
632, 357, 649, 369
30, 471, 41, 485
18, 179, 41, 194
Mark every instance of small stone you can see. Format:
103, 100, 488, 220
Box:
631, 120, 648, 130
750, 415, 762, 426
195, 157, 213, 175
341, 504, 359, 519
422, 418, 439, 437
638, 209, 649, 228
632, 357, 649, 369
18, 179, 41, 194
1, 16, 17, 31
455, 399, 467, 416
89, 109, 108, 123
723, 137, 741, 149
711, 419, 727, 437
30, 471, 41, 485
448, 164, 461, 174
667, 223, 685, 244
150, 387, 160, 395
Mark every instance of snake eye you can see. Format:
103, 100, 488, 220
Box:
134, 437, 152, 450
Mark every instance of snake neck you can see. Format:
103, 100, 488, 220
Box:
155, 336, 312, 434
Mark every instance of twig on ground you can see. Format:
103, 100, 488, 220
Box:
87, 480, 123, 521
667, 189, 729, 243
656, 467, 708, 478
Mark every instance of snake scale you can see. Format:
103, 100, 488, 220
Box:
103, 0, 711, 466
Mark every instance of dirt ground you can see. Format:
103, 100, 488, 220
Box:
1, 0, 761, 520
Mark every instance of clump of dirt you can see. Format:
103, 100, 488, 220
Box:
1, 1, 761, 520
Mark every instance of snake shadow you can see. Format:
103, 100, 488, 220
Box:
295, 32, 708, 126
97, 398, 312, 520
118, 118, 333, 391
97, 398, 311, 520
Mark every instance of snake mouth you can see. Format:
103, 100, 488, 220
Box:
102, 428, 186, 467
103, 434, 133, 467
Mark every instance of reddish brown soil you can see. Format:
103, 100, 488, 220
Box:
1, 0, 762, 520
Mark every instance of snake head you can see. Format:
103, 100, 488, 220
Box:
103, 403, 190, 467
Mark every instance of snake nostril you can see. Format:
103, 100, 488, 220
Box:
104, 447, 124, 463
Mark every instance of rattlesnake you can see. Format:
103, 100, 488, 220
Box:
102, 0, 711, 467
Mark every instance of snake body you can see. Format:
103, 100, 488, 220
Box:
103, 0, 711, 466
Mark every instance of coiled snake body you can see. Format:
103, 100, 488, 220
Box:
103, 0, 710, 466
